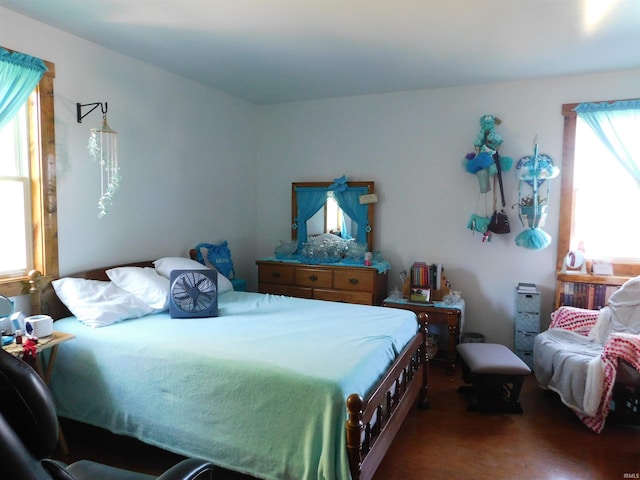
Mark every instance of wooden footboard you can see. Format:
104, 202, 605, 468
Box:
346, 312, 429, 480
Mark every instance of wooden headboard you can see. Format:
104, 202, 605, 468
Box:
31, 261, 155, 320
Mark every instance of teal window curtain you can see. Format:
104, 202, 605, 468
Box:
294, 187, 328, 251
0, 47, 48, 130
335, 186, 369, 244
574, 100, 640, 184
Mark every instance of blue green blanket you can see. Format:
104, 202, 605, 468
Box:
50, 292, 418, 480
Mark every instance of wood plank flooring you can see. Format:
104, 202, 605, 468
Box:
54, 364, 639, 479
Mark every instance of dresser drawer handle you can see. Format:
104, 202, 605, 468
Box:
349, 278, 359, 285
309, 274, 319, 282
271, 272, 281, 278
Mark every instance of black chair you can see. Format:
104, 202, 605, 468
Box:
0, 348, 216, 480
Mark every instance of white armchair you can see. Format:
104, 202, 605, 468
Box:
533, 276, 640, 433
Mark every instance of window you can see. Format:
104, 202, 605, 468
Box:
0, 102, 32, 277
0, 52, 57, 297
558, 99, 640, 276
326, 194, 346, 235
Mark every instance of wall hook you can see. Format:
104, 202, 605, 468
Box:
76, 101, 108, 123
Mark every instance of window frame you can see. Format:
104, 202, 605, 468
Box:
0, 53, 57, 297
557, 100, 640, 276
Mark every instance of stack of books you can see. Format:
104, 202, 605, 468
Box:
410, 262, 431, 302
410, 262, 446, 302
517, 282, 538, 294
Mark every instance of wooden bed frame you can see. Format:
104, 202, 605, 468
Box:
28, 262, 430, 480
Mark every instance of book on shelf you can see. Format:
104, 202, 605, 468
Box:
559, 281, 621, 309
409, 262, 447, 302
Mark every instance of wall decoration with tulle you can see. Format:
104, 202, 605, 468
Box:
462, 115, 513, 242
514, 143, 559, 250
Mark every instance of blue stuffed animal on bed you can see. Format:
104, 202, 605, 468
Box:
194, 241, 236, 279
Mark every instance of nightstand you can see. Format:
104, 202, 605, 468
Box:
3, 331, 75, 454
383, 296, 464, 375
3, 331, 75, 383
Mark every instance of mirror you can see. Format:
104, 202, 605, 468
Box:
291, 181, 375, 251
0, 295, 14, 342
0, 295, 13, 318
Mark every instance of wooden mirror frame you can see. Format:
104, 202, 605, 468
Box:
291, 181, 375, 251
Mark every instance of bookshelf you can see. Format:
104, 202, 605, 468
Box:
554, 273, 632, 310
408, 262, 448, 302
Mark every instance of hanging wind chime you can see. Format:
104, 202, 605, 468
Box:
514, 143, 559, 250
77, 101, 121, 218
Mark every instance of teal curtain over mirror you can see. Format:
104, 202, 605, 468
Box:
334, 186, 369, 244
294, 187, 328, 251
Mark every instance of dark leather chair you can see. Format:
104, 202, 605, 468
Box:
0, 348, 216, 480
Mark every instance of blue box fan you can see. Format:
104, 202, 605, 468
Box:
169, 269, 218, 318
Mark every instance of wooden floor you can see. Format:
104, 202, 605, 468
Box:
54, 364, 639, 479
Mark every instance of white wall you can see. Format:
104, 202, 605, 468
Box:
254, 70, 640, 347
3, 6, 640, 348
0, 7, 258, 282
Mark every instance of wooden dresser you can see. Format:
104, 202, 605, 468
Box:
256, 260, 388, 305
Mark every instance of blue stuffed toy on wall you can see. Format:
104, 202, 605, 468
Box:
463, 114, 513, 192
463, 115, 514, 242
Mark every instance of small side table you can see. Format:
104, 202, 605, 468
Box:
3, 331, 75, 454
383, 296, 464, 375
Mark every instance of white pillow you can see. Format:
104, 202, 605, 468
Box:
52, 277, 154, 327
106, 266, 170, 311
154, 257, 234, 293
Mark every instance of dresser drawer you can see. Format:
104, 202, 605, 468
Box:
515, 312, 540, 333
515, 350, 534, 369
515, 330, 537, 351
259, 283, 312, 298
314, 289, 372, 305
256, 260, 386, 306
515, 291, 541, 313
258, 263, 295, 285
333, 269, 374, 291
295, 267, 333, 288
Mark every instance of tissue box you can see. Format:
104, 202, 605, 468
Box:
24, 315, 53, 338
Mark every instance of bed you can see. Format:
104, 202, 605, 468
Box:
28, 259, 429, 480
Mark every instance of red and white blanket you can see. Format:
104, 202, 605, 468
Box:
549, 295, 640, 433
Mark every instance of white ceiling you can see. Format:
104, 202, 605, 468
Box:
2, 0, 639, 105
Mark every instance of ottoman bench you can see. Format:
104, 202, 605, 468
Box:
456, 343, 531, 413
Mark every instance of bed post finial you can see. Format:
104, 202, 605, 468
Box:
346, 393, 364, 480
28, 270, 43, 315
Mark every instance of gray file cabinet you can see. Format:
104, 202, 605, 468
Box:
514, 287, 541, 369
